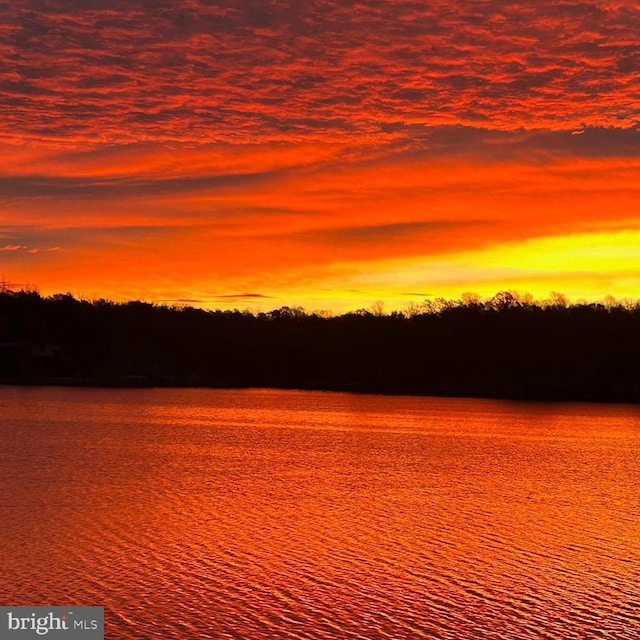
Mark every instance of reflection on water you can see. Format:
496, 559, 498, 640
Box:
1, 387, 639, 639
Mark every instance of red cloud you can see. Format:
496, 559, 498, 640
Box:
3, 2, 640, 309
2, 1, 639, 144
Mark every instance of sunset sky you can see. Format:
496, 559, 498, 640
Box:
2, 0, 640, 312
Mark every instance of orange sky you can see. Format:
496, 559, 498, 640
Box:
2, 1, 640, 312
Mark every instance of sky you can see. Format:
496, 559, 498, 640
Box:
1, 0, 640, 313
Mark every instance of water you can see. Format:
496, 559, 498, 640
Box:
1, 386, 639, 639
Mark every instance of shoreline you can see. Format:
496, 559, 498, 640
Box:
3, 377, 639, 406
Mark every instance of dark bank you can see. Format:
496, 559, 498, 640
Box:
2, 289, 640, 403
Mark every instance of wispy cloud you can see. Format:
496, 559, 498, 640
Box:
215, 293, 275, 300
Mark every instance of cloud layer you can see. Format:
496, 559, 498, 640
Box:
2, 1, 640, 309
2, 1, 640, 144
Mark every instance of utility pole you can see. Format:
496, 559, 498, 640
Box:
0, 279, 34, 293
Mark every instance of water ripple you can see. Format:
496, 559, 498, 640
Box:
2, 388, 640, 639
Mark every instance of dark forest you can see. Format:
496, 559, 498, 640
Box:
2, 290, 640, 403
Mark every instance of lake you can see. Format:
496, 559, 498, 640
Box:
1, 386, 639, 639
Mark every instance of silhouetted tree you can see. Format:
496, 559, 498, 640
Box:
1, 289, 640, 402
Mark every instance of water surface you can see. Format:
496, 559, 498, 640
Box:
1, 387, 639, 639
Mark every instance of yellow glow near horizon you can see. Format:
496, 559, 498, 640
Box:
260, 229, 640, 313
15, 227, 640, 315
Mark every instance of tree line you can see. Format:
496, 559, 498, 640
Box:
1, 289, 640, 402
